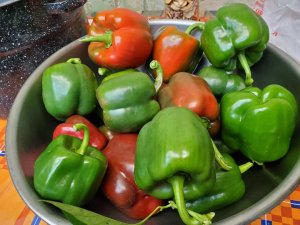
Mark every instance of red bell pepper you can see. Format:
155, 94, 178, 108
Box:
101, 134, 164, 219
81, 8, 153, 70
52, 115, 108, 150
158, 72, 220, 135
152, 25, 203, 81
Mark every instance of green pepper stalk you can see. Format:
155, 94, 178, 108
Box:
168, 176, 215, 225
67, 58, 81, 64
184, 22, 205, 35
98, 67, 111, 76
73, 123, 90, 155
149, 60, 163, 92
238, 52, 253, 86
81, 31, 113, 48
239, 161, 254, 174
211, 140, 232, 171
136, 200, 212, 225
200, 120, 232, 171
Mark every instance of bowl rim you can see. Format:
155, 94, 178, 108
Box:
6, 19, 300, 225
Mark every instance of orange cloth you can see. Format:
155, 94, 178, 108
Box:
0, 120, 47, 225
0, 119, 299, 225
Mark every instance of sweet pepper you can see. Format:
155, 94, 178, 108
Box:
152, 25, 203, 81
198, 65, 246, 97
200, 3, 269, 86
220, 84, 298, 163
53, 115, 108, 150
158, 71, 220, 136
96, 60, 163, 133
81, 8, 153, 70
34, 123, 107, 206
186, 154, 253, 213
134, 107, 216, 225
102, 134, 164, 220
42, 58, 98, 121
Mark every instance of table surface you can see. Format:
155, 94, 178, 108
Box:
0, 118, 300, 224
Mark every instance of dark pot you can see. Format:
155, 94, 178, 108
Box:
0, 0, 87, 118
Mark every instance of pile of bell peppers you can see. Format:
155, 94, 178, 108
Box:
35, 3, 298, 225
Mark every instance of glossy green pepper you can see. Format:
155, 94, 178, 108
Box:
34, 123, 107, 206
42, 58, 98, 121
96, 61, 163, 133
220, 84, 298, 163
186, 154, 253, 213
198, 66, 246, 96
200, 3, 269, 86
134, 107, 216, 225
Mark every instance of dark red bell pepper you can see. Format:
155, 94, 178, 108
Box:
52, 115, 108, 150
101, 134, 164, 219
81, 8, 153, 70
152, 25, 202, 81
158, 72, 220, 136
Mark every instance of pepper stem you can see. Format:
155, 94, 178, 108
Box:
254, 161, 264, 166
149, 60, 164, 92
211, 140, 232, 171
67, 58, 82, 64
168, 176, 214, 225
238, 52, 253, 86
98, 68, 111, 76
73, 123, 90, 155
80, 31, 113, 48
185, 22, 206, 35
135, 202, 173, 225
239, 162, 254, 174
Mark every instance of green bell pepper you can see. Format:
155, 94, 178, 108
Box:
186, 154, 253, 213
34, 123, 107, 206
198, 66, 246, 96
200, 3, 269, 86
42, 58, 98, 121
220, 84, 298, 163
134, 107, 216, 225
96, 60, 163, 133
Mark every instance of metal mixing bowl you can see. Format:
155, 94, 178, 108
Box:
6, 20, 300, 225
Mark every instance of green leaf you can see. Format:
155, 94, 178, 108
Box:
42, 200, 131, 225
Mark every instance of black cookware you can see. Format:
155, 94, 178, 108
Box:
0, 0, 87, 118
